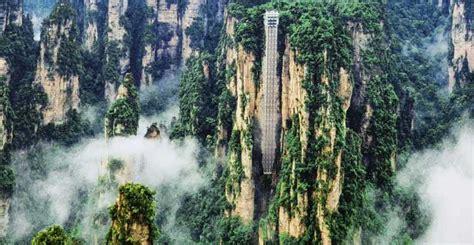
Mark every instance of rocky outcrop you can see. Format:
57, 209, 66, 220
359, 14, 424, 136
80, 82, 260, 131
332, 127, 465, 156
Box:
219, 14, 353, 243
144, 123, 161, 139
104, 0, 128, 102
222, 15, 258, 223
218, 6, 381, 243
0, 58, 8, 83
448, 0, 473, 90
181, 0, 205, 60
107, 183, 156, 245
35, 1, 81, 125
84, 0, 101, 50
0, 57, 12, 238
0, 58, 12, 151
140, 0, 227, 86
105, 73, 139, 138
96, 73, 140, 243
140, 0, 206, 86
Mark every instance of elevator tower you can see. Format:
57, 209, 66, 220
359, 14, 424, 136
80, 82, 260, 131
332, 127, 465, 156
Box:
262, 10, 279, 175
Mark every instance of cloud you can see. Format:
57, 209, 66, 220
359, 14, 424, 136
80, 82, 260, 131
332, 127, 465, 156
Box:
397, 121, 474, 244
9, 110, 206, 242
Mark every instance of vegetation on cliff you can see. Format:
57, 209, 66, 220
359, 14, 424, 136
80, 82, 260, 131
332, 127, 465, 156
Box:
172, 54, 219, 144
0, 0, 471, 244
0, 17, 45, 149
0, 80, 14, 195
107, 183, 159, 244
32, 225, 71, 245
105, 74, 140, 137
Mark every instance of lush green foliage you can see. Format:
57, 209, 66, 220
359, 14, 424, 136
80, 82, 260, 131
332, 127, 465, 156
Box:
104, 41, 123, 84
122, 0, 148, 85
218, 217, 254, 244
81, 44, 107, 106
174, 154, 228, 243
107, 183, 159, 244
145, 21, 174, 81
386, 1, 449, 151
38, 110, 94, 146
328, 130, 369, 243
217, 88, 237, 145
365, 75, 399, 191
172, 54, 218, 143
0, 166, 15, 196
0, 80, 14, 172
47, 2, 82, 78
32, 225, 71, 245
0, 18, 45, 149
105, 74, 140, 137
224, 129, 244, 195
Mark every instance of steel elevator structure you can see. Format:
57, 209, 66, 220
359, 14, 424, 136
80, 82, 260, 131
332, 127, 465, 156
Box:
262, 10, 279, 175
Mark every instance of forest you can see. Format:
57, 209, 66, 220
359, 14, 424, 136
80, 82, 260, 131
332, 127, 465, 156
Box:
0, 0, 472, 244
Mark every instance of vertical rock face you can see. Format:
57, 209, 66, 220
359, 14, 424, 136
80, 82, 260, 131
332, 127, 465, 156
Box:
140, 0, 206, 86
84, 0, 101, 50
105, 73, 139, 138
218, 4, 391, 243
221, 15, 258, 224
181, 0, 205, 60
140, 0, 159, 87
449, 0, 473, 90
276, 39, 308, 239
140, 0, 227, 86
0, 57, 12, 238
219, 16, 352, 244
0, 58, 8, 83
107, 183, 156, 245
35, 1, 81, 125
0, 0, 23, 34
105, 0, 128, 101
107, 0, 127, 43
348, 22, 370, 114
0, 58, 12, 151
155, 1, 180, 63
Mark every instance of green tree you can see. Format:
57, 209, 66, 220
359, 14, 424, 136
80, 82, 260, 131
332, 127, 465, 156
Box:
107, 183, 159, 244
173, 54, 217, 143
32, 225, 71, 245
105, 74, 140, 137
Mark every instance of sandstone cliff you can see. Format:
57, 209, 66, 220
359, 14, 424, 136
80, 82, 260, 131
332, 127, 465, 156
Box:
220, 15, 258, 224
83, 0, 102, 50
448, 0, 473, 90
34, 1, 81, 125
107, 183, 156, 245
219, 12, 352, 243
0, 57, 12, 238
217, 3, 396, 243
141, 0, 226, 86
104, 0, 129, 101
